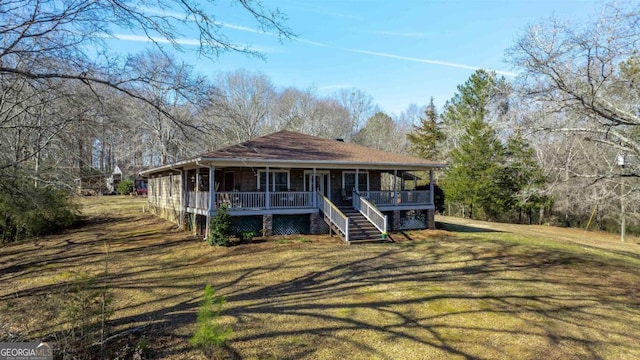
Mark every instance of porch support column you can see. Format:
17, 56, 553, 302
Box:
194, 169, 199, 212
205, 164, 215, 240
393, 169, 398, 206
210, 165, 216, 210
355, 168, 359, 195
179, 169, 185, 228
312, 168, 317, 208
265, 166, 270, 209
429, 169, 434, 205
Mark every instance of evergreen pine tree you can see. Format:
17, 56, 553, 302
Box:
407, 97, 445, 160
440, 69, 512, 220
443, 118, 508, 219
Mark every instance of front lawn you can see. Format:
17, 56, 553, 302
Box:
1, 197, 639, 359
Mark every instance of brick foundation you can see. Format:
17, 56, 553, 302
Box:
392, 210, 401, 231
310, 212, 324, 234
427, 209, 435, 230
262, 214, 273, 236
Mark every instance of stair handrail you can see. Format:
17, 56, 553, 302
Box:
353, 190, 387, 234
316, 192, 350, 243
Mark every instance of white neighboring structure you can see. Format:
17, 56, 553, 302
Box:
106, 165, 123, 194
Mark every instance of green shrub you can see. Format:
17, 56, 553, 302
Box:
0, 178, 77, 244
208, 205, 231, 246
190, 285, 233, 358
117, 179, 134, 195
239, 231, 257, 244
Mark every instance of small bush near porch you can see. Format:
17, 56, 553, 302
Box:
1, 196, 639, 359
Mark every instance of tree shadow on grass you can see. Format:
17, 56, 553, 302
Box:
3, 199, 640, 360
440, 222, 501, 233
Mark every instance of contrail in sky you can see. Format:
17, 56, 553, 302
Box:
110, 17, 517, 77
343, 48, 517, 77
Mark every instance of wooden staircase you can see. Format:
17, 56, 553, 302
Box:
340, 207, 387, 243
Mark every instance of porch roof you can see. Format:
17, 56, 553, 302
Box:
143, 130, 447, 174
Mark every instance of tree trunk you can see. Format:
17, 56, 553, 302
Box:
518, 207, 522, 224
539, 206, 544, 225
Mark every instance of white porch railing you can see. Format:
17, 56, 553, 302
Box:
184, 190, 430, 211
186, 190, 210, 209
353, 191, 387, 234
317, 192, 349, 243
360, 190, 431, 206
216, 192, 265, 209
270, 191, 314, 208
214, 191, 314, 210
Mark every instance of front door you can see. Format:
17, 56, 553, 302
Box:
306, 172, 330, 200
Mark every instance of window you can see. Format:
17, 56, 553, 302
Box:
258, 170, 289, 191
223, 171, 235, 191
343, 171, 368, 193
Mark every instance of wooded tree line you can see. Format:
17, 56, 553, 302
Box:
415, 2, 640, 232
1, 0, 638, 242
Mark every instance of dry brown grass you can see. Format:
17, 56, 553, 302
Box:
1, 197, 640, 359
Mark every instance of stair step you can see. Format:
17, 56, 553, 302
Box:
323, 206, 387, 244
349, 236, 389, 242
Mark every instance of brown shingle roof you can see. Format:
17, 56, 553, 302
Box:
200, 130, 445, 167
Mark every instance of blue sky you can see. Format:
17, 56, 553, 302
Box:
107, 0, 603, 116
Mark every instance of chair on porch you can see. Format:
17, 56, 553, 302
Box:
218, 193, 231, 208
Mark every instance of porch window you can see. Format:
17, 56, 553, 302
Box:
223, 171, 234, 191
342, 171, 368, 193
258, 170, 290, 191
199, 171, 209, 191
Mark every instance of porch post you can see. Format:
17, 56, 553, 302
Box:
195, 168, 199, 211
205, 164, 215, 239
180, 170, 185, 228
265, 166, 270, 209
210, 165, 216, 210
355, 168, 359, 194
312, 168, 317, 208
429, 169, 434, 205
393, 169, 398, 206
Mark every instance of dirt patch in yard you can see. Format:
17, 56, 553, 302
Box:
1, 197, 639, 359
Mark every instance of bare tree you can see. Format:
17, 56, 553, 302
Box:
270, 86, 353, 139
334, 88, 375, 140
354, 112, 410, 154
203, 69, 276, 145
124, 50, 211, 166
0, 0, 292, 172
507, 1, 640, 176
270, 87, 320, 134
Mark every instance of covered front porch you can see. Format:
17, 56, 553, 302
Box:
183, 166, 435, 215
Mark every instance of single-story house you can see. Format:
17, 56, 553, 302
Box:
142, 130, 446, 243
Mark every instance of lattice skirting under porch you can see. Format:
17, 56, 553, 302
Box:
272, 215, 311, 235
399, 210, 427, 230
231, 216, 262, 236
